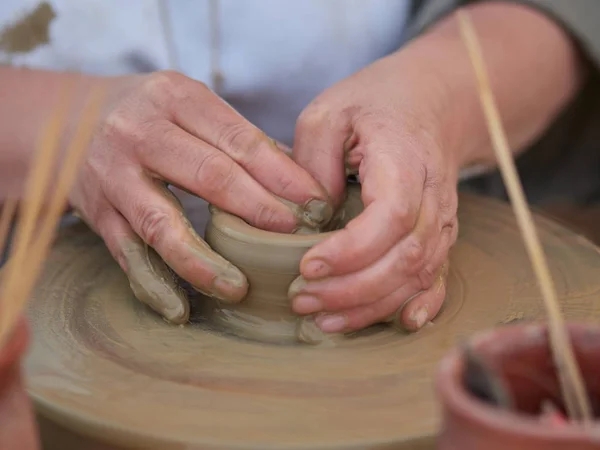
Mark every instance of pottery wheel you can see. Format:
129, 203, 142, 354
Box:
23, 193, 600, 450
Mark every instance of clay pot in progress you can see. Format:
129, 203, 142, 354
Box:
0, 317, 39, 450
204, 185, 363, 345
436, 322, 600, 450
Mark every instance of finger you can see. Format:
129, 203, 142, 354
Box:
314, 280, 422, 333
313, 252, 450, 334
292, 191, 442, 314
301, 149, 426, 279
389, 222, 455, 328
390, 223, 455, 328
152, 73, 332, 225
91, 206, 190, 324
106, 172, 248, 302
132, 121, 303, 232
292, 102, 352, 207
397, 262, 449, 331
135, 121, 329, 232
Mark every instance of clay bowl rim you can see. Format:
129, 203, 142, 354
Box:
208, 205, 340, 248
436, 321, 600, 440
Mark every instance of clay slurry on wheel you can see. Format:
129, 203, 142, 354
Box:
22, 193, 600, 449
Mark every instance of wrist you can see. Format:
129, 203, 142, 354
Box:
391, 1, 584, 171
0, 67, 134, 202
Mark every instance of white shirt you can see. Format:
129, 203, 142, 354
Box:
0, 0, 411, 145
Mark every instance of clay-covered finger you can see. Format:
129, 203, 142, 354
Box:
397, 262, 449, 331
90, 207, 190, 324
394, 225, 456, 330
296, 316, 340, 347
292, 193, 442, 313
106, 173, 248, 303
292, 103, 351, 208
150, 73, 333, 227
134, 121, 301, 232
300, 150, 426, 280
136, 121, 330, 232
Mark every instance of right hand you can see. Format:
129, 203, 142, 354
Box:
69, 71, 332, 324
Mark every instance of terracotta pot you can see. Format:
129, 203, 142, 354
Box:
436, 322, 600, 450
0, 317, 39, 450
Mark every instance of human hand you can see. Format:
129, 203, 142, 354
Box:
290, 52, 459, 333
0, 316, 39, 450
69, 71, 332, 324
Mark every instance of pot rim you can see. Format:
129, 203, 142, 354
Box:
435, 321, 600, 441
209, 206, 333, 247
206, 185, 363, 247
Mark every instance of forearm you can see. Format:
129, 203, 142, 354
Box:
396, 1, 585, 169
0, 67, 114, 200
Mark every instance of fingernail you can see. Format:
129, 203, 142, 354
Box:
297, 316, 329, 345
288, 276, 307, 299
292, 295, 323, 314
302, 258, 331, 279
303, 199, 333, 228
161, 299, 189, 324
316, 314, 347, 333
223, 267, 247, 288
211, 271, 248, 302
410, 307, 429, 330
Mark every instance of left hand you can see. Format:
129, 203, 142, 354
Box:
290, 51, 460, 333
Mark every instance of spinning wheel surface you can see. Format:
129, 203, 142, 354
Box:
24, 194, 600, 449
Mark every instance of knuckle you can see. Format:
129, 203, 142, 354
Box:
418, 265, 437, 290
296, 102, 330, 133
141, 70, 190, 106
103, 109, 137, 141
389, 202, 417, 232
217, 123, 265, 162
101, 110, 151, 158
251, 202, 282, 230
404, 237, 426, 268
194, 152, 236, 198
137, 207, 171, 248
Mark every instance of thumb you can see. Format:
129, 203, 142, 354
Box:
121, 235, 190, 324
93, 208, 191, 325
292, 105, 352, 207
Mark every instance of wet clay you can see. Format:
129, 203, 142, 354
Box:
436, 322, 600, 450
203, 184, 362, 345
110, 180, 334, 328
21, 193, 600, 450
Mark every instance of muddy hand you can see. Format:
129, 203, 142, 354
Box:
290, 54, 459, 333
69, 71, 331, 324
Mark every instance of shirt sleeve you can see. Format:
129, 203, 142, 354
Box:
405, 0, 600, 70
